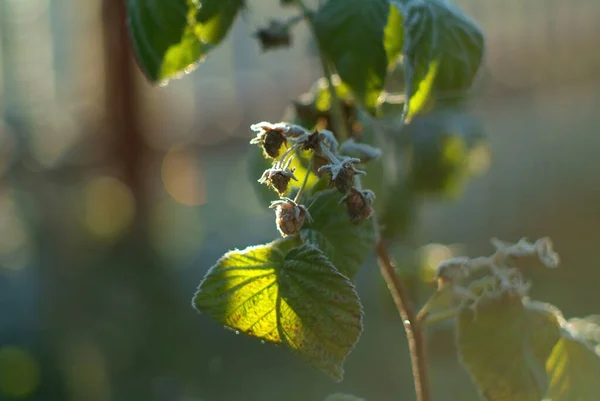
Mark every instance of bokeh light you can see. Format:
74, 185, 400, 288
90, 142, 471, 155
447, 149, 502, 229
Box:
418, 243, 454, 283
161, 143, 206, 207
61, 337, 110, 401
29, 113, 80, 169
467, 142, 492, 176
0, 346, 40, 398
81, 176, 135, 240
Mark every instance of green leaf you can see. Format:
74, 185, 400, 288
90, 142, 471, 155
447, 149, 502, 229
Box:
313, 0, 389, 111
125, 0, 243, 84
404, 58, 439, 123
402, 0, 484, 121
546, 318, 600, 400
405, 110, 486, 198
193, 241, 363, 381
457, 295, 561, 401
194, 0, 244, 45
384, 1, 405, 68
300, 190, 377, 280
314, 77, 353, 113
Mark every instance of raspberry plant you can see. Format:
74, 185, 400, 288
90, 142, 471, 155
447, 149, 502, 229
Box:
125, 0, 600, 400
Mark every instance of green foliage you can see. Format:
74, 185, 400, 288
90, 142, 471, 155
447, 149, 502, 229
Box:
286, 76, 357, 134
125, 0, 242, 84
313, 0, 389, 111
193, 242, 362, 381
300, 190, 377, 281
457, 296, 560, 401
405, 110, 487, 198
457, 294, 600, 401
546, 317, 600, 400
402, 0, 484, 121
383, 1, 405, 68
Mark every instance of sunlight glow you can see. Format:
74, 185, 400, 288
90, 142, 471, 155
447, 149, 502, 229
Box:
81, 176, 135, 240
161, 142, 206, 206
0, 346, 40, 398
418, 243, 454, 282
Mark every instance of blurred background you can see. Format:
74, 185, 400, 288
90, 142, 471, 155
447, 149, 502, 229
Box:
0, 0, 599, 400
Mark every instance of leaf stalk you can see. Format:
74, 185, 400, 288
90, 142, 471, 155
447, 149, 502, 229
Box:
376, 239, 431, 401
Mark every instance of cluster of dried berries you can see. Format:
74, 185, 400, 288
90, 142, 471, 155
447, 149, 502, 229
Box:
430, 237, 559, 314
250, 121, 381, 237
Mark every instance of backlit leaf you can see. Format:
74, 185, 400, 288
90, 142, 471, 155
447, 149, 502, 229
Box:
545, 316, 600, 400
193, 242, 362, 381
457, 295, 561, 401
402, 0, 484, 121
384, 1, 405, 68
125, 0, 243, 84
313, 0, 389, 111
300, 189, 377, 280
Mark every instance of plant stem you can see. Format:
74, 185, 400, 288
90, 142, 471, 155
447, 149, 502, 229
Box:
320, 59, 350, 141
294, 157, 313, 203
376, 239, 431, 401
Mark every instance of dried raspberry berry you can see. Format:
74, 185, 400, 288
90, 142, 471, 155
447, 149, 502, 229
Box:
318, 157, 365, 194
250, 127, 286, 158
250, 122, 310, 158
270, 198, 312, 237
300, 129, 338, 153
255, 19, 292, 52
258, 168, 297, 195
342, 188, 375, 224
302, 130, 321, 152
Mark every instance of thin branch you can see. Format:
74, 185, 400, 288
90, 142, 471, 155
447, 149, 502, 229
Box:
319, 60, 350, 141
294, 156, 313, 203
376, 239, 431, 401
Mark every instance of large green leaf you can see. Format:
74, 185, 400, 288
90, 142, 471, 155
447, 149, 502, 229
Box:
545, 317, 600, 400
457, 295, 561, 401
125, 0, 243, 84
193, 242, 363, 381
300, 190, 376, 281
402, 0, 484, 121
313, 0, 389, 111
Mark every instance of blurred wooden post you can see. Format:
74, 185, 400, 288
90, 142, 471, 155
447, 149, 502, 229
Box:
101, 0, 145, 223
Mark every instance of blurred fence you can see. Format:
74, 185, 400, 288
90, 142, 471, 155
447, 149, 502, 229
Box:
461, 0, 600, 94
